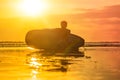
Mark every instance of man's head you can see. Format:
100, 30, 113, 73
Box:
61, 21, 67, 29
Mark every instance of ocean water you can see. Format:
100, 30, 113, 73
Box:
0, 47, 120, 80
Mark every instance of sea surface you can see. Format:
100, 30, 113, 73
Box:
0, 47, 120, 80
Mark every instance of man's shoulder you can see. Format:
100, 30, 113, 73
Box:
66, 29, 70, 33
53, 28, 70, 33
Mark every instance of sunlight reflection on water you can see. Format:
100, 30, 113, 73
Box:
0, 47, 120, 80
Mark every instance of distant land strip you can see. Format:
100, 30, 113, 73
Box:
0, 41, 120, 47
85, 42, 120, 47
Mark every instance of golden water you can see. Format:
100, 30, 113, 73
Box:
0, 47, 120, 80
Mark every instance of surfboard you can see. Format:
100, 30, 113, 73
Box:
25, 29, 84, 52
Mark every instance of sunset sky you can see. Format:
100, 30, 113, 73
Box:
0, 0, 120, 42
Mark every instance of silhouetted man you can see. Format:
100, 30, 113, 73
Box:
60, 21, 70, 38
60, 21, 84, 53
53, 21, 71, 52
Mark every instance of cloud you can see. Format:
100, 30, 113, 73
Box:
83, 5, 120, 18
69, 5, 120, 27
66, 5, 120, 41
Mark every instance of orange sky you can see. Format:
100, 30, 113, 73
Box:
0, 0, 120, 42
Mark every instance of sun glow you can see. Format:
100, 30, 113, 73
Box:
18, 0, 49, 16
